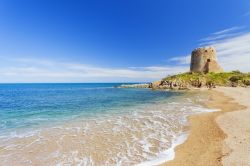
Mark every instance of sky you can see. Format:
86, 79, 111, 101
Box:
0, 0, 250, 83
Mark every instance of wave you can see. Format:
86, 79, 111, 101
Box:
0, 92, 217, 165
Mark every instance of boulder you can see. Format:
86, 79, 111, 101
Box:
149, 80, 162, 89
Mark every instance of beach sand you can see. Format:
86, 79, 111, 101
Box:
216, 87, 250, 166
1, 87, 249, 165
163, 87, 250, 166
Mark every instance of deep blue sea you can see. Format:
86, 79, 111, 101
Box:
0, 83, 215, 165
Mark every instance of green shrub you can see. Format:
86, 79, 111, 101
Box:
229, 75, 244, 82
232, 70, 242, 74
243, 79, 250, 86
162, 71, 250, 87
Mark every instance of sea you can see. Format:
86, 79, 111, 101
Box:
0, 83, 216, 165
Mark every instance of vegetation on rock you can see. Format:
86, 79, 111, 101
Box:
118, 71, 250, 90
157, 71, 250, 89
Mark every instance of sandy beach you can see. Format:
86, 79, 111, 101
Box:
163, 87, 250, 166
1, 86, 249, 165
0, 86, 212, 165
216, 87, 250, 166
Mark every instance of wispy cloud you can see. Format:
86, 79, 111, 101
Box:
212, 33, 250, 72
0, 57, 188, 83
212, 26, 244, 35
199, 26, 245, 45
172, 26, 250, 72
169, 55, 190, 65
200, 26, 250, 72
1, 26, 249, 83
243, 11, 250, 17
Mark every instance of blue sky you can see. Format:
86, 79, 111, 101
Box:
0, 0, 250, 82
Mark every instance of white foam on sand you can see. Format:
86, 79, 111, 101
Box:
136, 132, 188, 166
136, 106, 220, 166
0, 93, 220, 165
193, 107, 221, 113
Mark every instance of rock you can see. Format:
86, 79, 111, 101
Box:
243, 79, 250, 86
206, 81, 216, 89
118, 84, 149, 88
231, 82, 238, 87
149, 80, 162, 89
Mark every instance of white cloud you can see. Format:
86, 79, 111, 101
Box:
200, 27, 250, 72
0, 57, 188, 83
173, 27, 250, 72
212, 33, 250, 72
169, 55, 190, 65
212, 26, 244, 35
199, 26, 245, 44
1, 26, 248, 83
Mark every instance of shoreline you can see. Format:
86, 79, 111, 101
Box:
1, 86, 249, 165
162, 87, 248, 166
215, 87, 250, 165
1, 87, 215, 165
136, 132, 189, 166
137, 89, 223, 166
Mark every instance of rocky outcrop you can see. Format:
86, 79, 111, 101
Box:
149, 79, 192, 90
117, 45, 249, 91
118, 76, 216, 90
118, 84, 149, 88
149, 76, 217, 90
149, 80, 162, 89
117, 71, 249, 90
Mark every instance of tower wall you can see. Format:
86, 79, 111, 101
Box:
190, 46, 223, 73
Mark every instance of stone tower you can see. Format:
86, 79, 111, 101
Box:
190, 46, 223, 73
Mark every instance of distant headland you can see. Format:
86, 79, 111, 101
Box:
119, 46, 250, 89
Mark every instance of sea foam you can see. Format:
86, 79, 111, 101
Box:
0, 84, 215, 165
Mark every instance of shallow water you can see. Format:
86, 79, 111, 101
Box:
0, 83, 214, 165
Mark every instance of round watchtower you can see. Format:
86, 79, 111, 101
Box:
190, 46, 222, 73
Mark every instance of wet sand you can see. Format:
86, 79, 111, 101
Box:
0, 93, 208, 165
163, 87, 248, 166
1, 87, 249, 165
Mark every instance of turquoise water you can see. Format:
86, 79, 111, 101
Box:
0, 83, 182, 136
0, 83, 215, 165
